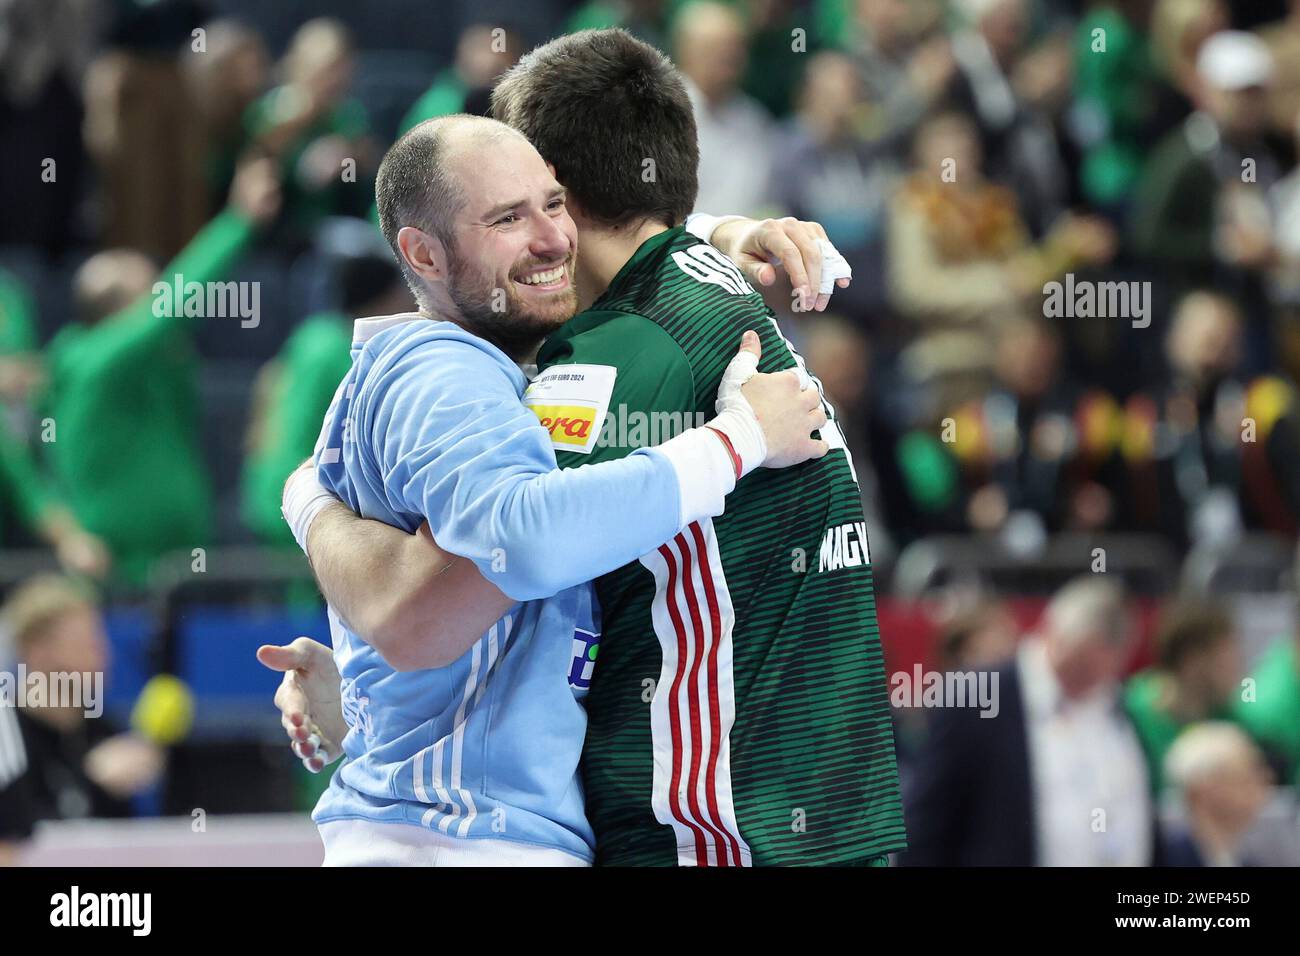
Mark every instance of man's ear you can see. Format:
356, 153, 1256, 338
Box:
397, 226, 449, 285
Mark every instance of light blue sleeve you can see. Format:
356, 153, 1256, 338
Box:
357, 330, 683, 601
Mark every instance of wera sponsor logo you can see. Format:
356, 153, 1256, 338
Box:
152, 274, 261, 328
0, 666, 103, 718
50, 886, 151, 936
1042, 273, 1151, 328
890, 665, 1001, 718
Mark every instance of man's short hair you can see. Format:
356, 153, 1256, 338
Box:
491, 29, 699, 230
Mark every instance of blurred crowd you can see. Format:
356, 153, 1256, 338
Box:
900, 572, 1300, 866
1, 0, 1300, 577
0, 0, 1299, 865
0, 0, 1299, 582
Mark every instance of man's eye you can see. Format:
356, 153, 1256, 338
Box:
496, 214, 518, 225
548, 198, 565, 210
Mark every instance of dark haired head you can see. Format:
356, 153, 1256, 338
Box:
491, 29, 699, 230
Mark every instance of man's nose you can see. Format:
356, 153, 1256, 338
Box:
530, 211, 571, 258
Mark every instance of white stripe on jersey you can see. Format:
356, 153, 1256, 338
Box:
413, 617, 514, 834
640, 519, 751, 866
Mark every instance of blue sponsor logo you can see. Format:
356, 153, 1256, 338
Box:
568, 628, 600, 690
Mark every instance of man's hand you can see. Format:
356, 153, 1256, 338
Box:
721, 331, 829, 469
40, 507, 111, 580
229, 156, 282, 226
257, 637, 346, 773
711, 217, 851, 312
83, 734, 165, 798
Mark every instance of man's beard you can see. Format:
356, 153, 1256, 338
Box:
447, 250, 578, 360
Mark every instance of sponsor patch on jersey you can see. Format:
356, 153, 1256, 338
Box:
569, 627, 600, 692
523, 363, 616, 455
818, 521, 871, 573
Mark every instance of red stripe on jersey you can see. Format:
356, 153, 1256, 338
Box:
690, 521, 745, 867
676, 531, 734, 866
658, 540, 709, 864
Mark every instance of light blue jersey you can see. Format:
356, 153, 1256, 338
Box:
311, 314, 685, 861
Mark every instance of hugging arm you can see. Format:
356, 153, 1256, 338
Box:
303, 494, 513, 670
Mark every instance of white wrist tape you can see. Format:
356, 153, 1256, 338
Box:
653, 427, 738, 527
710, 347, 766, 476
282, 463, 337, 557
649, 343, 769, 525
684, 212, 747, 244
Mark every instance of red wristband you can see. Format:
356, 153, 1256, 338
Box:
705, 426, 743, 481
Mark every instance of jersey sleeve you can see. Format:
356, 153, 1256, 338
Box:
539, 311, 697, 469
356, 332, 689, 602
89, 209, 257, 373
0, 417, 57, 533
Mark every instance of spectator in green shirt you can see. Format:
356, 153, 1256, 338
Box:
1124, 600, 1244, 793
1071, 3, 1161, 211
245, 18, 375, 236
0, 417, 109, 577
1235, 555, 1300, 787
0, 267, 44, 416
241, 252, 410, 546
38, 159, 280, 585
1236, 632, 1300, 788
398, 24, 522, 134
0, 268, 109, 575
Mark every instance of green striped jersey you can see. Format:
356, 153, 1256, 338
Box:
534, 226, 905, 865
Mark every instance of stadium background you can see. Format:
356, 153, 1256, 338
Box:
1, 0, 1298, 865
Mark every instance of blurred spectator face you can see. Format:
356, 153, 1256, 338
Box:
1183, 632, 1243, 707
226, 34, 270, 105
23, 605, 107, 680
856, 0, 911, 49
456, 24, 521, 88
1166, 292, 1242, 390
995, 318, 1059, 400
74, 251, 156, 325
1043, 580, 1132, 699
963, 610, 1017, 666
187, 21, 270, 121
800, 315, 871, 409
1212, 86, 1270, 140
798, 53, 862, 140
285, 19, 354, 104
1195, 749, 1270, 833
1158, 601, 1243, 709
914, 113, 983, 183
973, 0, 1027, 65
938, 600, 1019, 670
1170, 724, 1272, 836
674, 2, 749, 102
1153, 0, 1228, 90
1056, 634, 1130, 698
